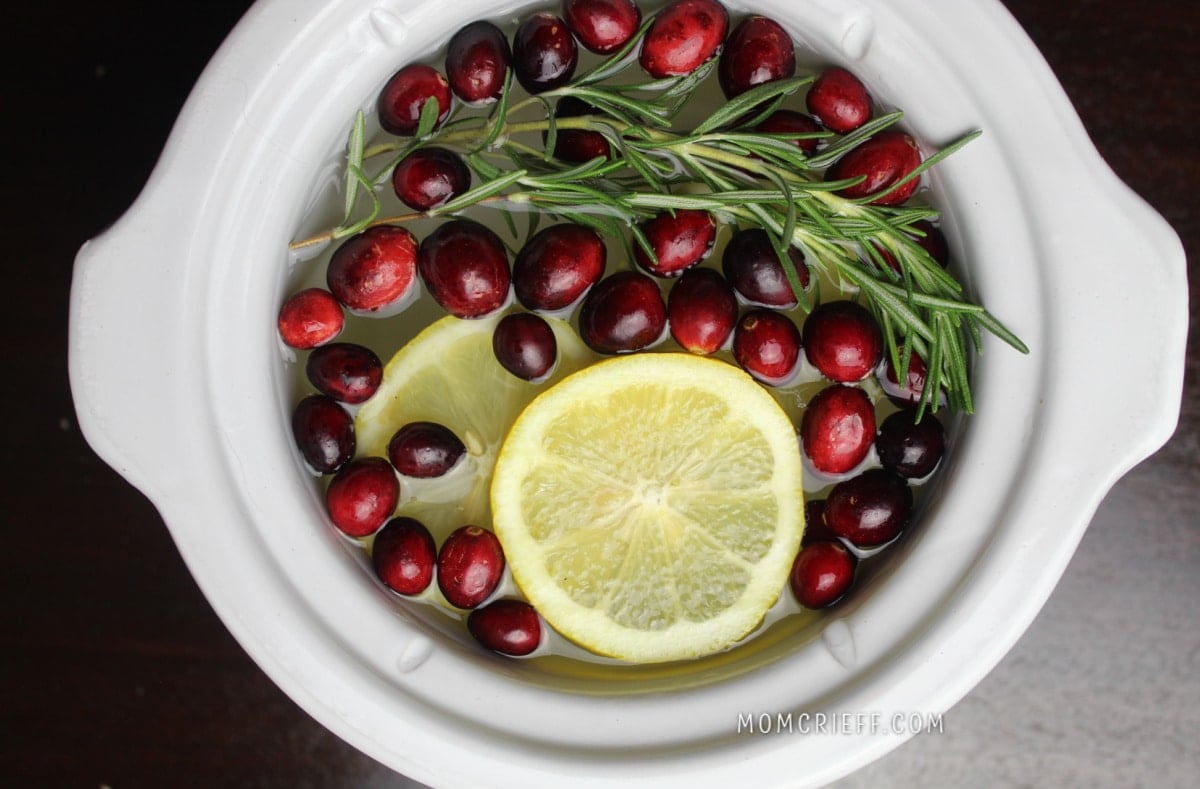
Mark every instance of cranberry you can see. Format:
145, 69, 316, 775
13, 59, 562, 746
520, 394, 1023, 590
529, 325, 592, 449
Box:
493, 312, 558, 381
277, 288, 344, 349
512, 223, 606, 312
827, 130, 922, 206
468, 599, 542, 656
563, 0, 641, 54
718, 15, 795, 99
824, 468, 912, 548
372, 517, 436, 596
578, 270, 667, 354
801, 498, 837, 545
378, 63, 451, 136
732, 308, 802, 385
437, 525, 505, 609
871, 219, 950, 274
633, 209, 717, 277
803, 300, 883, 382
291, 394, 355, 474
417, 219, 511, 319
755, 109, 823, 155
800, 384, 876, 475
878, 348, 944, 408
806, 67, 872, 135
721, 228, 809, 308
305, 342, 383, 405
325, 457, 399, 538
387, 421, 466, 478
667, 267, 737, 354
326, 226, 419, 316
789, 540, 856, 609
639, 0, 729, 78
391, 147, 471, 211
445, 21, 511, 105
512, 13, 578, 94
876, 410, 945, 479
548, 97, 612, 164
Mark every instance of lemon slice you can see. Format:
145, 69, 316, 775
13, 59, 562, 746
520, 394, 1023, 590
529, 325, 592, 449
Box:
490, 352, 805, 663
355, 313, 593, 539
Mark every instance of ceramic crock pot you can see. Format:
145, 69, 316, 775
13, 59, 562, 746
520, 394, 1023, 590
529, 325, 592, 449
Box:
68, 0, 1187, 785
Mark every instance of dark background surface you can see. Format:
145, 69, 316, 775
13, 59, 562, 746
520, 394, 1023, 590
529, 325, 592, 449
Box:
2, 1, 1196, 786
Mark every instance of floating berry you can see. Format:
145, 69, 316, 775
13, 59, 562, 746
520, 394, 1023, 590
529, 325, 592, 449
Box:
755, 109, 823, 155
305, 342, 383, 405
445, 21, 511, 105
378, 63, 451, 136
325, 457, 399, 538
878, 348, 943, 407
721, 228, 809, 308
806, 66, 872, 135
639, 0, 729, 78
513, 13, 578, 93
417, 219, 511, 318
800, 384, 876, 475
824, 468, 912, 548
803, 300, 884, 382
870, 219, 951, 274
437, 525, 506, 609
387, 421, 467, 478
801, 498, 837, 545
291, 394, 355, 474
391, 147, 471, 211
493, 312, 559, 381
827, 130, 922, 206
563, 0, 642, 54
578, 270, 667, 354
667, 267, 737, 354
277, 288, 344, 349
718, 15, 795, 99
326, 226, 419, 316
468, 599, 542, 656
633, 209, 717, 278
876, 410, 945, 479
789, 540, 856, 609
512, 223, 606, 312
548, 96, 612, 164
732, 308, 802, 386
372, 517, 437, 596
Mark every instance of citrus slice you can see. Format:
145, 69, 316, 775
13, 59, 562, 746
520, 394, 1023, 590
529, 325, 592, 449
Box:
490, 352, 805, 663
355, 313, 593, 539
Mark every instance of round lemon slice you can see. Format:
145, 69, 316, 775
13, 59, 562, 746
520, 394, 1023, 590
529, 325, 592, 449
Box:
491, 352, 805, 663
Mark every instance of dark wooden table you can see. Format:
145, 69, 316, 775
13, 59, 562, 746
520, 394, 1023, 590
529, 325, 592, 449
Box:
4, 1, 1196, 786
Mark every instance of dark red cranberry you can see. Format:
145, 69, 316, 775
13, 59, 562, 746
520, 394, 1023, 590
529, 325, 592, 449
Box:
445, 21, 511, 105
827, 130, 922, 206
305, 342, 383, 405
278, 288, 344, 349
755, 109, 823, 155
876, 410, 945, 479
513, 223, 606, 311
372, 517, 436, 596
633, 209, 717, 277
721, 228, 809, 308
387, 421, 467, 478
326, 226, 419, 316
513, 13, 578, 94
639, 0, 728, 77
563, 0, 642, 54
803, 300, 883, 382
790, 540, 857, 609
732, 308, 802, 385
378, 64, 451, 136
325, 457, 399, 538
718, 15, 795, 99
667, 267, 737, 354
878, 348, 940, 407
468, 599, 542, 656
800, 384, 876, 475
291, 394, 355, 474
493, 312, 558, 381
578, 271, 667, 354
802, 498, 837, 545
548, 97, 612, 164
824, 468, 912, 548
391, 147, 471, 211
806, 67, 872, 135
437, 525, 505, 609
871, 220, 950, 274
417, 219, 511, 319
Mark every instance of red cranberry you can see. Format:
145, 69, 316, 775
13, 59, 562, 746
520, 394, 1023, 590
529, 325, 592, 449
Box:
721, 228, 809, 308
513, 13, 578, 94
325, 457, 399, 538
806, 67, 872, 135
391, 147, 471, 211
291, 394, 355, 474
372, 517, 436, 596
824, 468, 912, 548
437, 525, 505, 609
633, 209, 717, 278
513, 223, 606, 312
911, 219, 950, 267
667, 267, 737, 355
493, 312, 558, 381
732, 308, 802, 386
718, 15, 795, 99
803, 300, 884, 382
548, 97, 612, 164
563, 0, 641, 54
878, 348, 944, 408
578, 271, 667, 354
802, 498, 837, 545
445, 21, 511, 105
789, 540, 856, 609
755, 109, 823, 155
468, 599, 542, 656
827, 130, 922, 206
326, 226, 419, 316
277, 288, 344, 349
417, 219, 511, 319
305, 342, 383, 405
378, 63, 451, 136
800, 384, 876, 475
639, 0, 729, 78
876, 410, 945, 479
387, 421, 467, 478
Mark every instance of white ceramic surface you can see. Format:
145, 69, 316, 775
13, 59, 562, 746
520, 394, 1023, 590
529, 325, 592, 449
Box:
67, 0, 1187, 786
